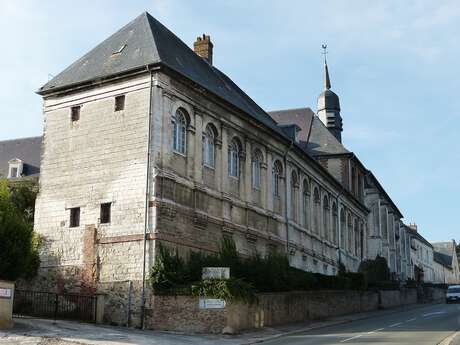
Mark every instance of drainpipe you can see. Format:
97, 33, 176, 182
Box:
283, 140, 294, 256
140, 67, 154, 329
336, 192, 342, 271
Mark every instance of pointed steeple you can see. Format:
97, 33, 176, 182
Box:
317, 44, 343, 142
324, 62, 331, 90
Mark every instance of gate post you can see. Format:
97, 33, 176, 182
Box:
0, 280, 14, 329
96, 294, 105, 324
53, 294, 59, 323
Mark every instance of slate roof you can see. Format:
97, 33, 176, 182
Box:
434, 251, 453, 269
405, 225, 433, 248
432, 241, 455, 257
0, 136, 42, 178
268, 107, 349, 156
39, 12, 282, 138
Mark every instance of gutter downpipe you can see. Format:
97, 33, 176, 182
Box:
283, 140, 294, 257
140, 66, 154, 329
336, 192, 342, 270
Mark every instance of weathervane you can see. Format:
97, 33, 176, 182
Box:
321, 44, 328, 64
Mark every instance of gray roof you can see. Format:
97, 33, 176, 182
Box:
434, 251, 453, 268
432, 241, 456, 257
405, 225, 433, 248
39, 12, 281, 137
0, 136, 42, 178
268, 107, 349, 156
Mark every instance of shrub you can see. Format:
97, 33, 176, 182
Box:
358, 255, 390, 286
191, 278, 257, 304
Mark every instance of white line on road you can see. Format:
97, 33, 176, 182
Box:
406, 318, 416, 322
389, 322, 403, 328
367, 327, 385, 334
340, 334, 364, 343
422, 311, 446, 317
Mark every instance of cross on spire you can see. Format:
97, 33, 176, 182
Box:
321, 44, 328, 64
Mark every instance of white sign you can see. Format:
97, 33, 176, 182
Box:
199, 298, 226, 309
202, 267, 230, 280
0, 288, 12, 299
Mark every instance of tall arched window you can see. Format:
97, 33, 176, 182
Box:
354, 219, 359, 256
347, 214, 353, 253
322, 195, 330, 241
202, 124, 215, 167
290, 171, 299, 222
228, 138, 240, 178
173, 108, 187, 154
251, 150, 263, 190
272, 160, 283, 197
302, 178, 310, 229
313, 188, 320, 234
332, 202, 338, 245
340, 208, 346, 249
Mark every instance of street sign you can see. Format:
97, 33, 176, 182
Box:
199, 298, 226, 309
202, 267, 230, 279
0, 288, 12, 299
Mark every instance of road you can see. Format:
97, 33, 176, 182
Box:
262, 303, 460, 345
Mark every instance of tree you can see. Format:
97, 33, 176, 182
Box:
358, 255, 391, 285
0, 179, 40, 281
456, 242, 460, 265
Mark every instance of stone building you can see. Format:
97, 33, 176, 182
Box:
32, 12, 370, 325
432, 240, 460, 284
0, 136, 41, 180
406, 224, 434, 282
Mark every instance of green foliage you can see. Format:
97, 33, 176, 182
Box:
358, 255, 390, 286
8, 181, 38, 225
149, 238, 368, 301
0, 179, 40, 281
191, 278, 257, 304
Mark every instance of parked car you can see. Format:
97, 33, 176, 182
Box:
446, 285, 460, 303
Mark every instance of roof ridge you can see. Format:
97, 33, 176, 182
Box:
268, 107, 314, 113
0, 136, 42, 143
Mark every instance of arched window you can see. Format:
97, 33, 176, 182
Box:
302, 178, 310, 229
173, 108, 187, 154
202, 124, 216, 167
272, 160, 283, 197
347, 214, 353, 253
340, 208, 346, 249
290, 171, 299, 222
228, 138, 240, 178
313, 188, 321, 234
332, 202, 338, 245
354, 219, 359, 256
251, 150, 263, 190
322, 195, 330, 240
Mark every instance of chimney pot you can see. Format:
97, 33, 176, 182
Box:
193, 34, 213, 65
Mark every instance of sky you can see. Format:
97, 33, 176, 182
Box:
0, 0, 459, 242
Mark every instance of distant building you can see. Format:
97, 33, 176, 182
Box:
431, 240, 460, 284
406, 224, 434, 282
0, 136, 41, 180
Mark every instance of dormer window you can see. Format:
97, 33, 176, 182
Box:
8, 158, 23, 178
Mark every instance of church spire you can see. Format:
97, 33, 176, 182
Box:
317, 44, 343, 142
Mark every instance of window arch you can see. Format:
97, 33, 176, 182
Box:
173, 108, 188, 154
313, 187, 321, 234
290, 170, 299, 222
228, 138, 241, 178
202, 124, 216, 167
302, 178, 310, 229
272, 160, 283, 197
340, 208, 346, 249
251, 149, 263, 190
322, 195, 330, 240
332, 202, 338, 245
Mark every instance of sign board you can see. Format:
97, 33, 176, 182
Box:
199, 298, 226, 309
202, 267, 230, 280
0, 288, 12, 299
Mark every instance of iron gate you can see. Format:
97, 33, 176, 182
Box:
13, 290, 97, 323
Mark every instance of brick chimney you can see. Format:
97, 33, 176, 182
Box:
408, 223, 418, 232
193, 34, 213, 65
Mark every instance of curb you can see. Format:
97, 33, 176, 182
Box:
439, 331, 460, 345
240, 302, 444, 345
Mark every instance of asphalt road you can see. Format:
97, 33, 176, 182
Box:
262, 303, 460, 345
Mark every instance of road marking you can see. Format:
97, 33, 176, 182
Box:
422, 311, 446, 317
406, 318, 416, 322
389, 322, 402, 327
367, 327, 385, 334
340, 334, 364, 343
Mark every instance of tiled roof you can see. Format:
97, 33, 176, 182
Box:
0, 136, 42, 178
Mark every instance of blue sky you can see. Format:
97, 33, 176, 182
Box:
1, 1, 458, 242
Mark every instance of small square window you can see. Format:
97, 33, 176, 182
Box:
100, 203, 111, 224
114, 95, 125, 111
70, 207, 80, 228
71, 106, 80, 122
10, 167, 18, 178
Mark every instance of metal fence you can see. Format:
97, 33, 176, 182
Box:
13, 290, 97, 323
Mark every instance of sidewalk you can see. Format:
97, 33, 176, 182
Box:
0, 303, 441, 345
